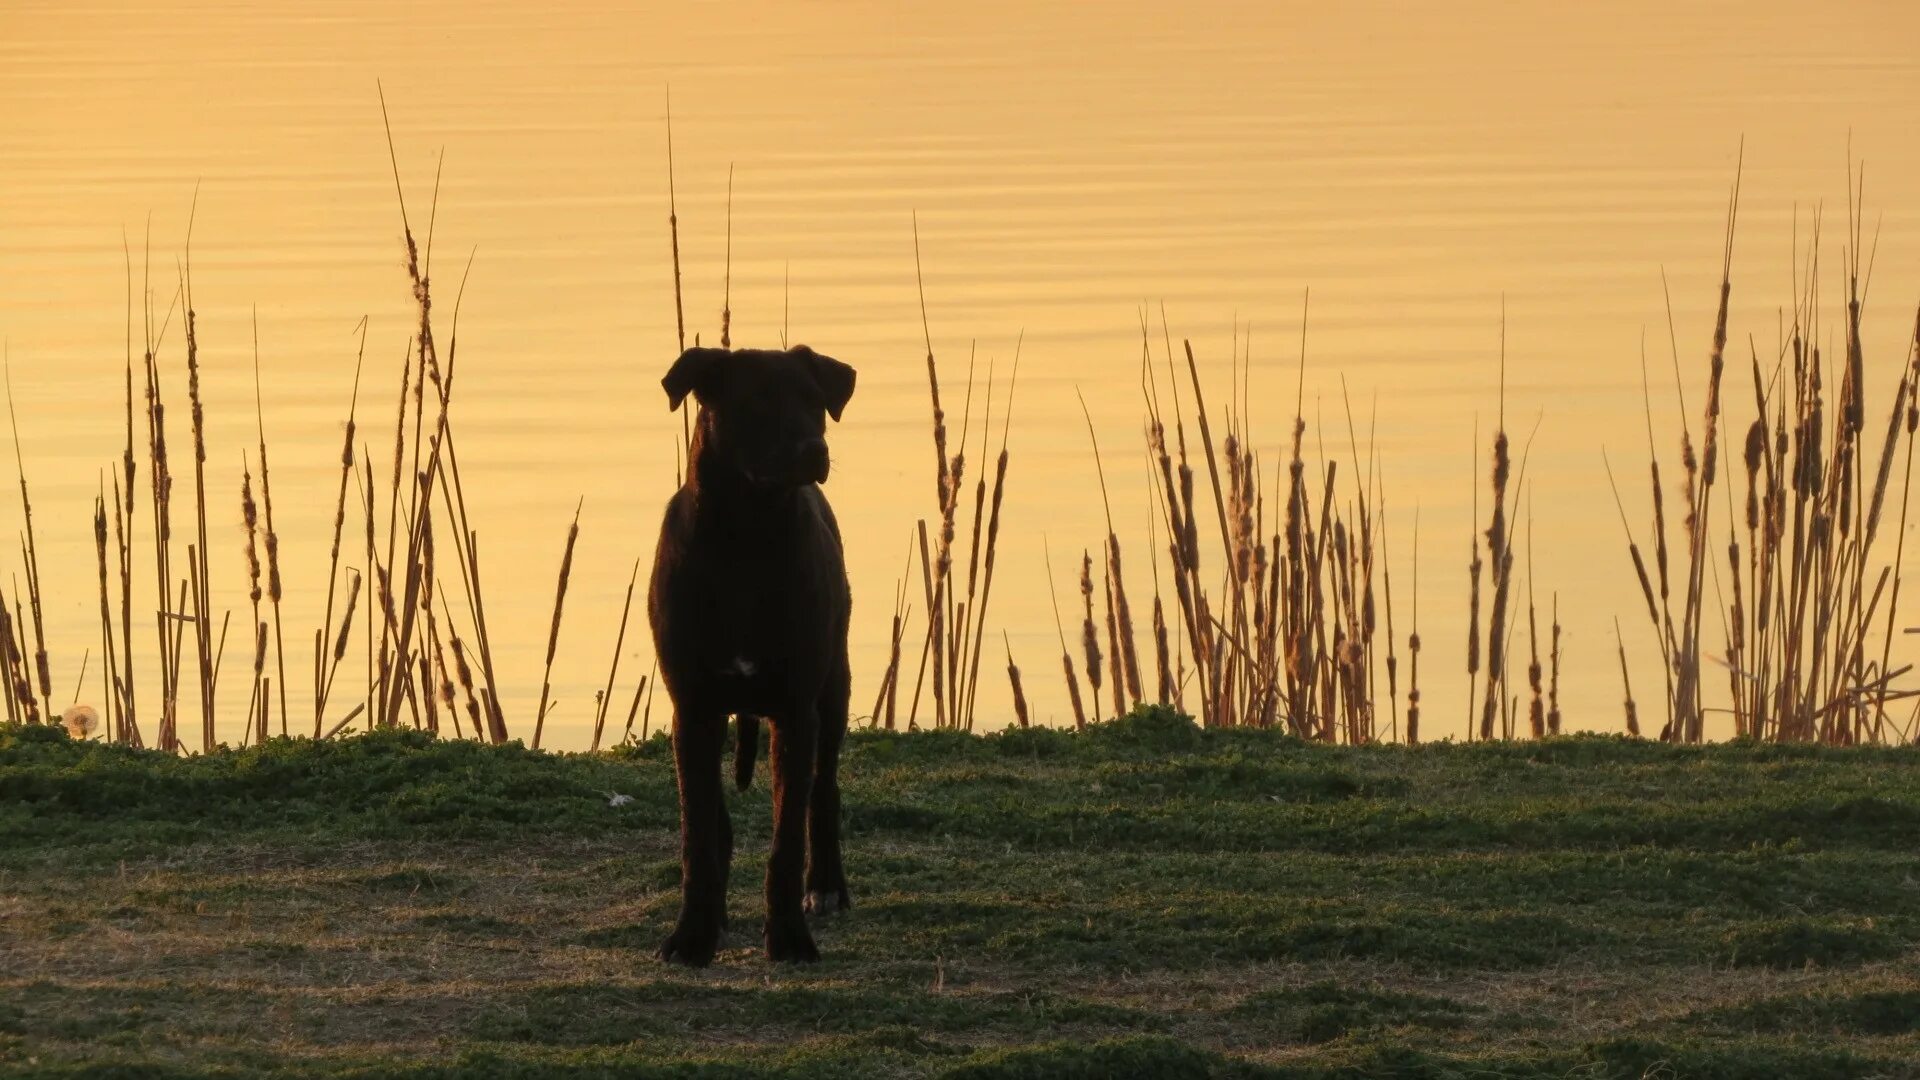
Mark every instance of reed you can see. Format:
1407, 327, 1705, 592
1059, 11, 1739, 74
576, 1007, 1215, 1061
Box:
91, 494, 122, 741
869, 541, 913, 730
314, 322, 366, 735
665, 88, 690, 454
957, 348, 1018, 730
1078, 550, 1103, 720
1004, 633, 1030, 729
241, 456, 265, 744
886, 222, 1018, 732
532, 502, 582, 749
1055, 307, 1411, 742
1043, 542, 1087, 730
251, 314, 289, 737
1406, 509, 1421, 745
1077, 390, 1132, 717
1526, 504, 1544, 740
1479, 330, 1514, 742
182, 226, 219, 752
143, 274, 179, 750
20, 137, 1916, 754
591, 558, 641, 753
1548, 594, 1563, 736
1614, 158, 1920, 744
1615, 617, 1640, 737
4, 360, 50, 727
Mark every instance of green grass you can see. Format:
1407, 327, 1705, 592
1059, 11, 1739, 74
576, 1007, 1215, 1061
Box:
3, 710, 1918, 1078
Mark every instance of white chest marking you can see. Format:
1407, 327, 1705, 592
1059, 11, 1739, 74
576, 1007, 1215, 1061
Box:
728, 657, 758, 677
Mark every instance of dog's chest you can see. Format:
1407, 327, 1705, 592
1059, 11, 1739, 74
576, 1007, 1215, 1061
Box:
670, 547, 832, 685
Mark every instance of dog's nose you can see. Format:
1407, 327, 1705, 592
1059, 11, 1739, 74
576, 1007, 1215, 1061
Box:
797, 438, 830, 483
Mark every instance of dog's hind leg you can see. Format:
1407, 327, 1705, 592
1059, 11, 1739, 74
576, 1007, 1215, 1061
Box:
805, 654, 852, 916
715, 773, 734, 931
763, 707, 821, 963
660, 707, 728, 967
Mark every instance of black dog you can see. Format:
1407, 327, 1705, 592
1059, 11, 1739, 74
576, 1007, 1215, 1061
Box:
648, 344, 856, 966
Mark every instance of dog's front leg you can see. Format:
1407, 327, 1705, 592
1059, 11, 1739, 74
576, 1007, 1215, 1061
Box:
660, 706, 728, 967
764, 706, 820, 963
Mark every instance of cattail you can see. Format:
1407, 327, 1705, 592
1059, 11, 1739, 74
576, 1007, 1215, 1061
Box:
430, 623, 460, 740
240, 458, 267, 742
1005, 634, 1029, 729
145, 347, 177, 750
1615, 619, 1640, 737
960, 382, 1017, 731
241, 463, 262, 605
333, 570, 361, 666
1526, 595, 1543, 739
1079, 551, 1103, 719
622, 669, 650, 746
1466, 530, 1483, 722
6, 416, 52, 723
446, 619, 483, 743
315, 330, 365, 735
1108, 536, 1142, 706
1152, 595, 1172, 705
1102, 562, 1124, 718
1547, 594, 1562, 736
1060, 652, 1086, 730
1405, 508, 1421, 745
91, 494, 121, 742
253, 327, 289, 737
417, 652, 437, 735
181, 290, 217, 752
532, 502, 582, 749
1044, 544, 1087, 730
1479, 420, 1513, 743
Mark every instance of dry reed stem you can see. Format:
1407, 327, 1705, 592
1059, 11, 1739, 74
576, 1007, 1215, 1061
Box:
315, 320, 366, 734
1466, 420, 1483, 739
532, 501, 582, 749
252, 313, 289, 737
1043, 541, 1087, 730
592, 557, 641, 753
3, 359, 52, 728
241, 456, 265, 744
1407, 507, 1422, 745
92, 493, 122, 741
1005, 632, 1029, 729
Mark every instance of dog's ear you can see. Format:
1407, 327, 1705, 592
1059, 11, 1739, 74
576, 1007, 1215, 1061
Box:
661, 347, 728, 411
794, 345, 857, 422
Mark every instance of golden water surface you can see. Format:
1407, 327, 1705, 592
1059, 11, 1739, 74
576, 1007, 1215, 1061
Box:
4, 1, 1920, 746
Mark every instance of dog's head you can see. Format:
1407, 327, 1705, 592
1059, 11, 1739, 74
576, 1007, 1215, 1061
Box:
662, 345, 857, 486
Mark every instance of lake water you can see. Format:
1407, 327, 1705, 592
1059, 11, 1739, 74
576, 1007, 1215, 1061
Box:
4, 0, 1919, 747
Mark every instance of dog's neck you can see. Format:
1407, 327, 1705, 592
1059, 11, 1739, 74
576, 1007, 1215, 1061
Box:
684, 409, 805, 523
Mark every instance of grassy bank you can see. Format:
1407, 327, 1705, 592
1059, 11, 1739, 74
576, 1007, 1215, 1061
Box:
3, 713, 1919, 1078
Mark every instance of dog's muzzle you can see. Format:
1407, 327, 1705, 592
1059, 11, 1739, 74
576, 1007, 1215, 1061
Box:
797, 438, 830, 484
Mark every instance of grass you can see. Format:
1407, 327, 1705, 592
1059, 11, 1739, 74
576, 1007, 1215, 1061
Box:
4, 710, 1919, 1078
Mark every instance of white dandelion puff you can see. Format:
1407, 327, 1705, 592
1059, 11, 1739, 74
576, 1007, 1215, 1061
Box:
62, 705, 100, 740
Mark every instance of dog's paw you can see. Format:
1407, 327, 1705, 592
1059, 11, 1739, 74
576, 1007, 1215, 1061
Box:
764, 912, 820, 964
658, 911, 724, 967
804, 887, 852, 917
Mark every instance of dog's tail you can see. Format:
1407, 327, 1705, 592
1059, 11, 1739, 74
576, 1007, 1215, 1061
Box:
733, 714, 759, 791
